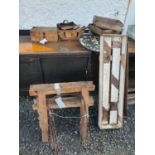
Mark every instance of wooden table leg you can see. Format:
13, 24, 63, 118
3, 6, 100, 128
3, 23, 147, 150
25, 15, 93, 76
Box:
80, 88, 90, 142
38, 93, 49, 142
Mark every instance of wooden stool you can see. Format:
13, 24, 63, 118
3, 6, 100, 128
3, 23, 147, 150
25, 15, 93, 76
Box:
29, 81, 95, 142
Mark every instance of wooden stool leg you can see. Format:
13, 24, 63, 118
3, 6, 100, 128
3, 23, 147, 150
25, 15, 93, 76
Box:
80, 88, 90, 142
38, 93, 49, 142
48, 109, 58, 151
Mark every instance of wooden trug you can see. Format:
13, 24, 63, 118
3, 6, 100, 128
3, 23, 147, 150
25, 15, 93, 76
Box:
58, 28, 84, 41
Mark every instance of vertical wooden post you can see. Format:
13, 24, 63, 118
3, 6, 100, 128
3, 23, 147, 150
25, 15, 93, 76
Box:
38, 92, 49, 142
80, 88, 89, 142
118, 36, 128, 125
99, 36, 112, 126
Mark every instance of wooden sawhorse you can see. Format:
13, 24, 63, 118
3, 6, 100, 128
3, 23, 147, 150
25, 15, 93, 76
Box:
29, 81, 95, 142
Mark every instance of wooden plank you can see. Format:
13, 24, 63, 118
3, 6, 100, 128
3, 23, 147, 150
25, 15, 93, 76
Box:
109, 37, 121, 124
32, 96, 94, 110
89, 24, 119, 35
102, 37, 112, 111
102, 37, 112, 125
98, 36, 104, 128
37, 93, 49, 142
29, 81, 95, 96
80, 88, 90, 142
118, 36, 128, 125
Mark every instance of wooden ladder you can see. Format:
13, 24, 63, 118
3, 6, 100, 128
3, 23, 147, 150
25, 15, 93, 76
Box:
29, 81, 95, 143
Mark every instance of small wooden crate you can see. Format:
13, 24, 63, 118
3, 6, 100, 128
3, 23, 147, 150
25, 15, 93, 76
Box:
58, 28, 84, 41
30, 27, 58, 42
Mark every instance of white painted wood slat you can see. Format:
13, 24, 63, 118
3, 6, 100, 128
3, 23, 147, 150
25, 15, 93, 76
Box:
109, 37, 121, 125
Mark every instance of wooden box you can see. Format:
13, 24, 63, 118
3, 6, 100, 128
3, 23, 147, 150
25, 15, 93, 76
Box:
30, 27, 58, 42
58, 28, 84, 41
93, 16, 123, 33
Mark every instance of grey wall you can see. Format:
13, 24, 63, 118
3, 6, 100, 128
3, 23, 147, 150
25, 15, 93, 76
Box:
19, 0, 128, 29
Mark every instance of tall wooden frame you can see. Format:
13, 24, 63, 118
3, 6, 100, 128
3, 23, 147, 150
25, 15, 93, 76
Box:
98, 34, 128, 129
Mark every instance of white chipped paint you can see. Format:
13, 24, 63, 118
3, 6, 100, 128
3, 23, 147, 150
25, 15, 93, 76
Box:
102, 37, 111, 111
99, 35, 127, 129
109, 111, 118, 124
111, 47, 121, 102
98, 36, 104, 129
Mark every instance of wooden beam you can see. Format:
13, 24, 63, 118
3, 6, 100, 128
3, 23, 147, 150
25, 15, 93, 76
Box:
118, 36, 128, 125
80, 88, 90, 142
37, 93, 49, 142
29, 81, 95, 96
32, 96, 94, 110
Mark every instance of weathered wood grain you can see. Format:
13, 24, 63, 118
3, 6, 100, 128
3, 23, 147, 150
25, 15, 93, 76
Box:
30, 27, 58, 42
98, 34, 128, 129
93, 16, 123, 32
30, 81, 95, 142
38, 93, 49, 142
80, 88, 90, 142
29, 81, 95, 96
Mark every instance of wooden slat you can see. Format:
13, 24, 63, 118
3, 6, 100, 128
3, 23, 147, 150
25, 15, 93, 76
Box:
98, 36, 104, 128
102, 37, 112, 125
118, 36, 128, 125
33, 96, 94, 110
37, 93, 49, 142
109, 37, 121, 124
80, 88, 90, 141
102, 37, 111, 111
29, 81, 95, 96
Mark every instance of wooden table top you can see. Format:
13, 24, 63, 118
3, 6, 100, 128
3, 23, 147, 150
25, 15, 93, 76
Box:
19, 36, 135, 55
19, 36, 88, 55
